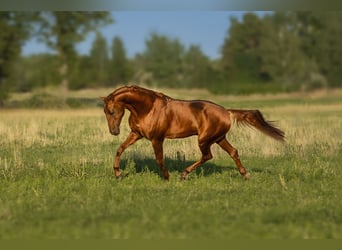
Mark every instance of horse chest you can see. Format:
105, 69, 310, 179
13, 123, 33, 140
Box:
128, 115, 160, 139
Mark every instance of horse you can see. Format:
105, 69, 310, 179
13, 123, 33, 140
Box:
101, 85, 285, 180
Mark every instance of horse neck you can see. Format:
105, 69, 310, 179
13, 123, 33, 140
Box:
114, 90, 155, 116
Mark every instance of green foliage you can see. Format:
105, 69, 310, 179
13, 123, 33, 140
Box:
137, 33, 219, 89
0, 12, 38, 104
312, 12, 342, 87
182, 45, 216, 88
71, 32, 110, 89
258, 13, 320, 90
38, 12, 113, 54
24, 93, 67, 108
141, 33, 185, 87
208, 81, 288, 95
37, 12, 113, 90
1, 11, 341, 97
219, 11, 342, 93
110, 36, 133, 85
9, 54, 60, 92
221, 13, 267, 82
70, 35, 133, 89
89, 32, 110, 85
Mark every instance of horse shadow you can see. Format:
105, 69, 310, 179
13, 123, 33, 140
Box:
119, 156, 272, 179
120, 157, 230, 178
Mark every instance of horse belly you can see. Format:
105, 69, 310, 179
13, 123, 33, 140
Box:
164, 115, 198, 139
165, 129, 197, 139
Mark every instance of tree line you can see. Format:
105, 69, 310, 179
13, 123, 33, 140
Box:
1, 11, 341, 105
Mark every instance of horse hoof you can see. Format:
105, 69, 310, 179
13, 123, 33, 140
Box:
115, 174, 123, 180
180, 174, 187, 181
243, 173, 250, 180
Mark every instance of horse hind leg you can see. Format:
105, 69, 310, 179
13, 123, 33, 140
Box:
217, 138, 250, 179
180, 142, 213, 180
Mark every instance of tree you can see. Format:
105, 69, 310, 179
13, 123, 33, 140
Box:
141, 32, 185, 87
89, 32, 110, 87
311, 12, 342, 87
183, 45, 214, 88
10, 54, 60, 92
110, 36, 131, 85
220, 12, 331, 91
38, 12, 113, 95
0, 12, 37, 104
221, 13, 268, 83
70, 32, 110, 89
258, 12, 319, 90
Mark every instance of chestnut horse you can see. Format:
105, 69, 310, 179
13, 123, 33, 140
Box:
101, 85, 284, 180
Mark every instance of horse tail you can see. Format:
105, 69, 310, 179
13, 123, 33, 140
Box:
227, 109, 285, 142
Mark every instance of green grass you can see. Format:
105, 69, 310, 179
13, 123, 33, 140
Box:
0, 90, 341, 239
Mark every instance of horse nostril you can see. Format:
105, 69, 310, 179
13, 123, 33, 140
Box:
111, 127, 120, 135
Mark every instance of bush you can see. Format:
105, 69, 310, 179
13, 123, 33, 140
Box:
25, 93, 67, 109
208, 81, 286, 95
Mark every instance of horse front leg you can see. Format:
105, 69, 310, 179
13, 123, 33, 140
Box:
114, 131, 141, 179
151, 139, 169, 181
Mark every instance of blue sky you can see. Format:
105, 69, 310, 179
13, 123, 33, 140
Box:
22, 11, 270, 59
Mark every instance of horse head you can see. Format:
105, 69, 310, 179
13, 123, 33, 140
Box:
101, 97, 125, 136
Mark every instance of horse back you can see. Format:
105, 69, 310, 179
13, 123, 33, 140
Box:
162, 99, 230, 139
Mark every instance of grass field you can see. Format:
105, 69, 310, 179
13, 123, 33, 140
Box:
0, 88, 341, 239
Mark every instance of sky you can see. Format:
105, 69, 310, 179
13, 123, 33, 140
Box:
22, 11, 270, 60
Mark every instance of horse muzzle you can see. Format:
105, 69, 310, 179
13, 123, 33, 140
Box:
110, 127, 120, 136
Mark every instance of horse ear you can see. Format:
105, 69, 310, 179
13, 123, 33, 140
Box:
99, 96, 106, 102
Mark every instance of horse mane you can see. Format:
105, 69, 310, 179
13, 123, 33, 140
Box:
109, 85, 172, 102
